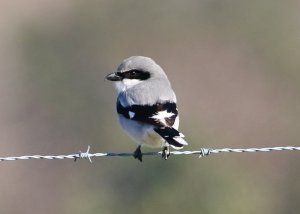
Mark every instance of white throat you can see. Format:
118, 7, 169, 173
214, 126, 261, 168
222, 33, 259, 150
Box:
115, 79, 142, 93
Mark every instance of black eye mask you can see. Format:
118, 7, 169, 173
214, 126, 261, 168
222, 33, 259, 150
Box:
118, 69, 151, 80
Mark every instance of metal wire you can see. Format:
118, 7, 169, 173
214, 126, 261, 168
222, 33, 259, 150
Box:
0, 146, 299, 162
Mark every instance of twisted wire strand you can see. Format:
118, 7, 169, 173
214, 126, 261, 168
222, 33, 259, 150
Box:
0, 146, 299, 162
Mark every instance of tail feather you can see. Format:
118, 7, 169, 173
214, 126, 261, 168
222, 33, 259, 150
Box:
154, 127, 188, 149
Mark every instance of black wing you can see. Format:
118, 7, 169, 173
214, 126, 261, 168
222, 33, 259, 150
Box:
117, 101, 178, 127
117, 101, 187, 148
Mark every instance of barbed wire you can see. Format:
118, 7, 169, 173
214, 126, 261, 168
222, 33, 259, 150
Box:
0, 146, 299, 163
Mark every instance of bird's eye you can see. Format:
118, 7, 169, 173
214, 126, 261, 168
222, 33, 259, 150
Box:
129, 70, 138, 76
123, 69, 140, 79
122, 69, 150, 80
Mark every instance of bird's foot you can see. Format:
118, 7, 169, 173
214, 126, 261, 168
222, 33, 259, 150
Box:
162, 145, 171, 160
133, 145, 143, 162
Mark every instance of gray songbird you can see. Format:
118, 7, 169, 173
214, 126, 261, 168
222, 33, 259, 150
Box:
105, 56, 188, 161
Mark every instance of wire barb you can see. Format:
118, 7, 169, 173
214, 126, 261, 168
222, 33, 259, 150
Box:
0, 146, 299, 162
75, 145, 92, 163
199, 148, 211, 157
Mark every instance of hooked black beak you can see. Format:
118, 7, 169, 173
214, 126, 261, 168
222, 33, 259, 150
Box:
105, 72, 122, 81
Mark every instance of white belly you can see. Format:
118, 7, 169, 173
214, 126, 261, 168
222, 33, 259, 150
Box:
118, 115, 165, 148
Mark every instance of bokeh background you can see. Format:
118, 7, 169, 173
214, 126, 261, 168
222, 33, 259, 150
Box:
0, 0, 299, 213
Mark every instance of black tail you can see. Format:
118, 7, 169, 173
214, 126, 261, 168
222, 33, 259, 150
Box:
154, 127, 188, 149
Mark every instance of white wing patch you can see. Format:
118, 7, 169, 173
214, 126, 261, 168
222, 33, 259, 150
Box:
150, 110, 175, 120
150, 110, 176, 126
128, 111, 135, 119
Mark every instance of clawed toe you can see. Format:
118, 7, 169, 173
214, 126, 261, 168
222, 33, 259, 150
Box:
133, 145, 143, 162
162, 146, 170, 160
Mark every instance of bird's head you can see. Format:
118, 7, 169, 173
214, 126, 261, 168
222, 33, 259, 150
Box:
105, 56, 167, 92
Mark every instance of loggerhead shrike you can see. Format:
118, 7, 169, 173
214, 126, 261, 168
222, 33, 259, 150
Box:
105, 56, 188, 161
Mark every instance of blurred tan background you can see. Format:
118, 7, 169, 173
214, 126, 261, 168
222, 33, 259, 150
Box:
0, 0, 299, 213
